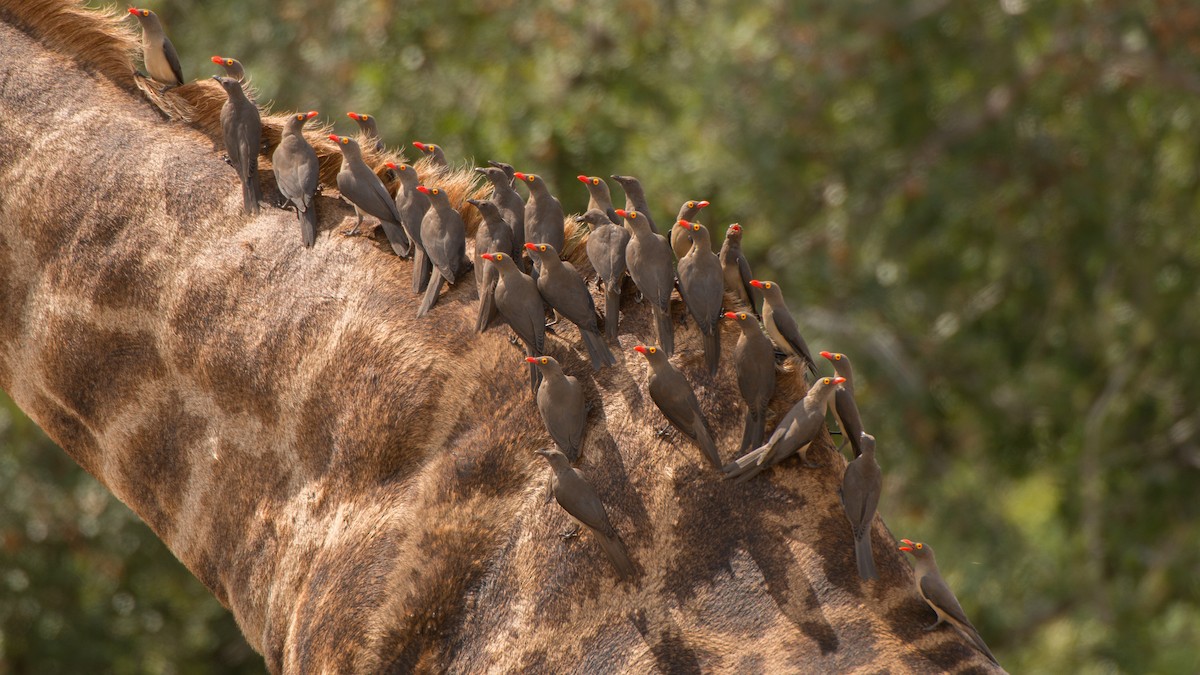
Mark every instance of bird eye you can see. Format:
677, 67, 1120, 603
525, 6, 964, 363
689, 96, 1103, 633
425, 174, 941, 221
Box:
495, 253, 504, 260
296, 114, 303, 120
916, 543, 923, 550
399, 165, 406, 171
432, 188, 440, 195
687, 201, 695, 208
629, 211, 638, 218
526, 175, 535, 182
692, 224, 700, 231
541, 357, 548, 365
739, 313, 747, 320
142, 9, 149, 15
363, 115, 370, 121
340, 138, 348, 144
591, 178, 599, 185
823, 378, 831, 385
648, 347, 656, 354
765, 282, 772, 289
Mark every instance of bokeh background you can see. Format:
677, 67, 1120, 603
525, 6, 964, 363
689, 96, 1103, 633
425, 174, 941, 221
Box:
3, 0, 1199, 672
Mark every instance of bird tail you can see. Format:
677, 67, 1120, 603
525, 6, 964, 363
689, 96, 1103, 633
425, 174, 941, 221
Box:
475, 277, 497, 333
595, 531, 636, 580
739, 406, 766, 454
694, 419, 722, 469
417, 269, 445, 317
961, 624, 999, 666
299, 204, 317, 248
653, 304, 674, 356
243, 173, 261, 215
412, 248, 432, 294
581, 329, 616, 370
703, 326, 720, 377
854, 532, 877, 581
604, 285, 620, 341
525, 343, 542, 395
382, 222, 410, 257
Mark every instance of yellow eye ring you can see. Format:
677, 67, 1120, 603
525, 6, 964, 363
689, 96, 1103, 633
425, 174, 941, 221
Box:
648, 346, 657, 354
432, 188, 440, 195
541, 357, 548, 364
835, 354, 842, 360
823, 378, 831, 385
592, 178, 599, 185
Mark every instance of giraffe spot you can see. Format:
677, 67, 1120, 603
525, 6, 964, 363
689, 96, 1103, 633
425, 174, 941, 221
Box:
38, 317, 165, 425
24, 393, 102, 478
117, 391, 202, 539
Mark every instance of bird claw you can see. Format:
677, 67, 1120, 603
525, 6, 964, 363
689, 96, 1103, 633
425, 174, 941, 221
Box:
655, 425, 675, 440
509, 335, 521, 347
634, 292, 645, 304
559, 525, 581, 540
220, 154, 232, 166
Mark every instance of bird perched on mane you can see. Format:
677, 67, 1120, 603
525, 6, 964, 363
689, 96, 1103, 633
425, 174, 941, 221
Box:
483, 252, 545, 394
527, 356, 587, 462
214, 76, 262, 216
752, 279, 819, 376
128, 8, 182, 87
413, 141, 448, 168
674, 220, 723, 377
515, 173, 565, 278
822, 351, 866, 458
526, 243, 616, 370
328, 136, 409, 251
468, 199, 514, 333
347, 112, 384, 153
620, 209, 675, 355
725, 311, 776, 453
272, 110, 320, 247
536, 448, 636, 580
577, 175, 620, 225
842, 432, 882, 581
720, 223, 759, 317
580, 209, 630, 341
416, 185, 469, 317
633, 345, 721, 470
476, 165, 525, 262
386, 162, 432, 293
611, 175, 658, 234
898, 539, 999, 666
210, 56, 244, 81
669, 200, 710, 260
723, 375, 844, 483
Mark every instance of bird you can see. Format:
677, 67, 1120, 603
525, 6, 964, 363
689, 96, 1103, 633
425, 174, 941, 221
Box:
412, 141, 448, 168
128, 8, 182, 87
821, 351, 866, 458
719, 223, 759, 317
386, 161, 433, 292
619, 209, 675, 355
210, 55, 244, 81
214, 76, 262, 216
633, 344, 721, 469
580, 209, 630, 341
483, 252, 545, 393
515, 172, 565, 278
525, 243, 616, 370
669, 200, 710, 260
610, 175, 658, 233
526, 356, 587, 462
751, 279, 819, 376
416, 185, 469, 317
674, 220, 723, 376
271, 110, 320, 247
842, 432, 882, 581
467, 199, 514, 333
723, 375, 844, 483
476, 165, 525, 261
486, 160, 518, 187
346, 112, 384, 153
536, 448, 636, 580
328, 135, 409, 250
576, 175, 620, 225
725, 311, 776, 453
898, 539, 999, 666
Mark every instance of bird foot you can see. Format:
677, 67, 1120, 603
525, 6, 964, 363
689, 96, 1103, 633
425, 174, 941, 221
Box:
559, 525, 581, 541
509, 335, 521, 347
655, 425, 675, 440
220, 154, 232, 166
634, 292, 644, 304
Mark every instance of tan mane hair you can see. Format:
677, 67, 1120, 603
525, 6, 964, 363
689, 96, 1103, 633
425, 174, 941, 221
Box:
0, 0, 139, 88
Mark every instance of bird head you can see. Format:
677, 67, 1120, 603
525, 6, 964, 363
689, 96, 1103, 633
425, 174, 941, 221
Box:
633, 345, 662, 360
415, 185, 441, 197
211, 56, 236, 67
615, 209, 639, 221
525, 355, 556, 367
347, 112, 369, 122
513, 172, 538, 184
413, 141, 439, 154
723, 311, 750, 322
524, 242, 553, 257
749, 279, 775, 291
898, 539, 933, 561
128, 8, 154, 19
820, 351, 845, 363
480, 253, 496, 262
578, 175, 603, 186
676, 219, 703, 233
292, 111, 318, 123
728, 223, 742, 234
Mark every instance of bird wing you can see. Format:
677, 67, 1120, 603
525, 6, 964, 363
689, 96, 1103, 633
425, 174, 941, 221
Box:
162, 37, 183, 85
919, 573, 977, 631
774, 308, 817, 366
840, 460, 875, 536
557, 470, 615, 535
649, 374, 702, 442
736, 253, 757, 312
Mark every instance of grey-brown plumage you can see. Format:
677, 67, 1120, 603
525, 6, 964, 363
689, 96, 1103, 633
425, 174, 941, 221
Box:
577, 175, 620, 224
329, 135, 410, 252
416, 185, 468, 317
527, 356, 587, 462
536, 448, 636, 580
674, 220, 723, 376
842, 433, 881, 580
720, 223, 759, 317
899, 539, 999, 665
347, 112, 384, 153
526, 243, 616, 370
413, 141, 448, 168
620, 209, 675, 356
129, 8, 182, 86
610, 175, 658, 234
752, 279, 819, 376
580, 209, 629, 341
821, 351, 866, 458
723, 376, 844, 482
485, 252, 545, 393
669, 200, 710, 259
272, 111, 320, 247
210, 55, 244, 81
725, 311, 776, 453
388, 162, 432, 293
476, 165, 525, 261
515, 173, 565, 277
468, 199, 514, 333
214, 76, 262, 216
634, 345, 721, 469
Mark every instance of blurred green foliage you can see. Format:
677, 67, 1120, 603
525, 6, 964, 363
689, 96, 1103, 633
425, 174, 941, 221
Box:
3, 0, 1200, 671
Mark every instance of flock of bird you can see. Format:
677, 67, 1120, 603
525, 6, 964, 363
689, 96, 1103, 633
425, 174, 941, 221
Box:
125, 7, 999, 666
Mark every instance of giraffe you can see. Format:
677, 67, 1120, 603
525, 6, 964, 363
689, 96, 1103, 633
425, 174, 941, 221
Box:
0, 1, 1005, 672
